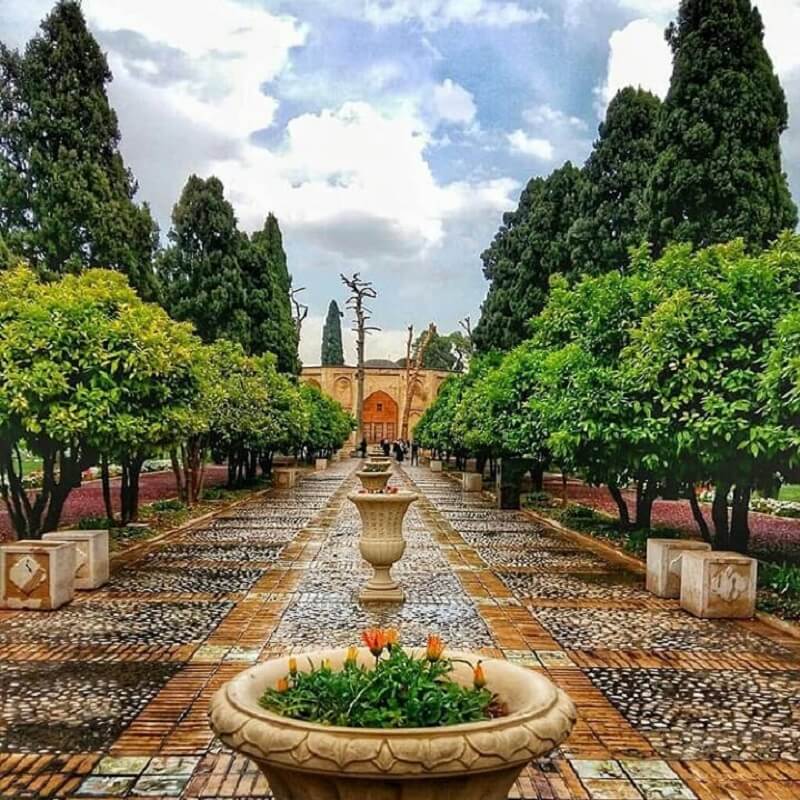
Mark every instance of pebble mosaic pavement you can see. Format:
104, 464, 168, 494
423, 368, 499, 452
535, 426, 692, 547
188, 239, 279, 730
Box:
1, 461, 800, 798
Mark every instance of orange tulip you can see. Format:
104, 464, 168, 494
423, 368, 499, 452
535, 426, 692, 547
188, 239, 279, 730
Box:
473, 662, 486, 690
426, 634, 444, 662
345, 645, 358, 664
276, 677, 289, 693
384, 628, 399, 649
288, 657, 297, 676
361, 627, 387, 657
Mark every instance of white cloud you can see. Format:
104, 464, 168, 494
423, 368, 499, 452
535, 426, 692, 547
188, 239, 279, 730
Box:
432, 79, 476, 124
362, 0, 547, 29
594, 18, 672, 115
523, 104, 587, 131
506, 130, 554, 160
759, 0, 800, 77
299, 314, 413, 366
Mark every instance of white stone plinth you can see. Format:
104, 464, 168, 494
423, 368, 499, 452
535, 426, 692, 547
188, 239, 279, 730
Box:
1, 539, 76, 610
315, 458, 328, 471
646, 538, 711, 598
430, 459, 443, 472
463, 473, 483, 492
273, 468, 297, 488
42, 529, 109, 590
680, 550, 757, 619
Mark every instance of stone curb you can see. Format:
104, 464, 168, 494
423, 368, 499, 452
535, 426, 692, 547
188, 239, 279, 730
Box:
109, 486, 273, 566
428, 467, 800, 641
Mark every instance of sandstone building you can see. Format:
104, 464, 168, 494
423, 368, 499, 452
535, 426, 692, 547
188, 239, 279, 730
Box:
300, 359, 451, 443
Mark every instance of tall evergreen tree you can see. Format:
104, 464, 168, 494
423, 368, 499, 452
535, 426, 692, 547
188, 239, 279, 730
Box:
249, 213, 299, 374
647, 0, 797, 252
321, 300, 345, 366
568, 88, 661, 273
473, 162, 584, 353
157, 175, 250, 346
0, 0, 158, 297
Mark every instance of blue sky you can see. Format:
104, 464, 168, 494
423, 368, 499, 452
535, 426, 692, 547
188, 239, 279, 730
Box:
4, 0, 800, 364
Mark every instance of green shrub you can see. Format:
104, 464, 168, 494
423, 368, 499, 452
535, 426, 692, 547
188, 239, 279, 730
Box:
150, 498, 186, 512
77, 516, 113, 529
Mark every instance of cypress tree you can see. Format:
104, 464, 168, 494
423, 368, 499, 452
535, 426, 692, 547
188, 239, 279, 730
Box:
647, 0, 797, 252
0, 0, 158, 297
250, 213, 299, 374
157, 175, 250, 346
473, 162, 584, 353
321, 300, 345, 366
569, 88, 661, 273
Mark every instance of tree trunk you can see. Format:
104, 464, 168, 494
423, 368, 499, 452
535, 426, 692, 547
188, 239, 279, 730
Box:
170, 447, 187, 503
561, 471, 568, 508
634, 479, 658, 529
607, 481, 631, 529
101, 455, 116, 524
530, 462, 544, 493
711, 481, 732, 550
687, 485, 711, 543
729, 484, 751, 553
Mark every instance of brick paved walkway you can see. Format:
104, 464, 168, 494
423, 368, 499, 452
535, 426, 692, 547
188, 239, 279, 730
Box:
1, 461, 799, 798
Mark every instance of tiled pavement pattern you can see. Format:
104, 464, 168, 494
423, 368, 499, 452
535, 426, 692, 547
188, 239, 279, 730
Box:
1, 464, 800, 798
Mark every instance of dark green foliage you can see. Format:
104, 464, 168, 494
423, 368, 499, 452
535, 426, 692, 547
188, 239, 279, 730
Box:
0, 1, 159, 298
419, 330, 456, 370
568, 88, 661, 274
321, 300, 345, 366
473, 162, 584, 353
158, 179, 299, 372
158, 175, 250, 346
646, 0, 797, 252
259, 646, 494, 729
249, 213, 299, 373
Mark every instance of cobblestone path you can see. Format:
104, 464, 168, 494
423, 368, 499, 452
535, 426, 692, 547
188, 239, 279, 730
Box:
1, 461, 800, 798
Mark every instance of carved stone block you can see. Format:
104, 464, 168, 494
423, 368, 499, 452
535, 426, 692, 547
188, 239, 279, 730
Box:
430, 459, 443, 472
273, 468, 297, 489
646, 538, 711, 598
42, 530, 109, 590
680, 550, 757, 619
1, 540, 76, 610
315, 458, 328, 471
463, 472, 483, 493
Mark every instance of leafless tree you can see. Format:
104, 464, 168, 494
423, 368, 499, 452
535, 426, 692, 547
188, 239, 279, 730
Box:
401, 322, 436, 439
290, 286, 308, 338
341, 273, 379, 441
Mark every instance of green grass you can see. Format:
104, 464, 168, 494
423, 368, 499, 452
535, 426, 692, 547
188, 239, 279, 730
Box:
778, 483, 800, 502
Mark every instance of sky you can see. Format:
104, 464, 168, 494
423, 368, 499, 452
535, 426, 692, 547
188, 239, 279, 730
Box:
3, 0, 800, 365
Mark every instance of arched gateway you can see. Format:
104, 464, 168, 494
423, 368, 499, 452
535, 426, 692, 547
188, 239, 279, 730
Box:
362, 390, 398, 443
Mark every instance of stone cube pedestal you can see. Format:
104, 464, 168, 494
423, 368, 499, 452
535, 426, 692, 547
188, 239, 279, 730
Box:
273, 468, 297, 489
680, 550, 757, 619
1, 540, 76, 610
646, 538, 711, 598
42, 530, 109, 590
315, 458, 328, 471
430, 460, 443, 472
463, 472, 483, 492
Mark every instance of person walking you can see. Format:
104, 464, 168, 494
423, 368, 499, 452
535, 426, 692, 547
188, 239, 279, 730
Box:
359, 437, 367, 458
382, 438, 391, 457
410, 440, 419, 466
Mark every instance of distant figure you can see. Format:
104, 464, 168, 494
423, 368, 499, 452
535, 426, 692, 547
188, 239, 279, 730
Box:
411, 441, 420, 466
393, 440, 405, 462
359, 437, 367, 458
382, 438, 391, 457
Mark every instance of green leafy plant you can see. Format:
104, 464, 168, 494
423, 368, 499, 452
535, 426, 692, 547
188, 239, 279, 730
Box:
150, 498, 186, 512
259, 629, 505, 729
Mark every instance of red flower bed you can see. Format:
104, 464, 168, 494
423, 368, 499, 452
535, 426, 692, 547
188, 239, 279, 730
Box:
542, 476, 800, 560
0, 466, 229, 541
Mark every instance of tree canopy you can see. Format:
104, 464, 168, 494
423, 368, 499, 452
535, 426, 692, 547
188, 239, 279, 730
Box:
0, 0, 158, 298
646, 0, 797, 251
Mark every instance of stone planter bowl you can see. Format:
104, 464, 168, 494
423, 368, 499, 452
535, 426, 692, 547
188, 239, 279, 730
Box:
209, 647, 576, 800
349, 491, 417, 602
356, 470, 392, 493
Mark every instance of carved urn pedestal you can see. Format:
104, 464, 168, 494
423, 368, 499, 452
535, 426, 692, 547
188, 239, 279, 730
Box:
208, 647, 577, 800
348, 491, 417, 602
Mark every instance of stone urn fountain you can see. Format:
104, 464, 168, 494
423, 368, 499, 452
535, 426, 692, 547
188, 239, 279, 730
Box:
356, 469, 392, 493
348, 490, 417, 602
